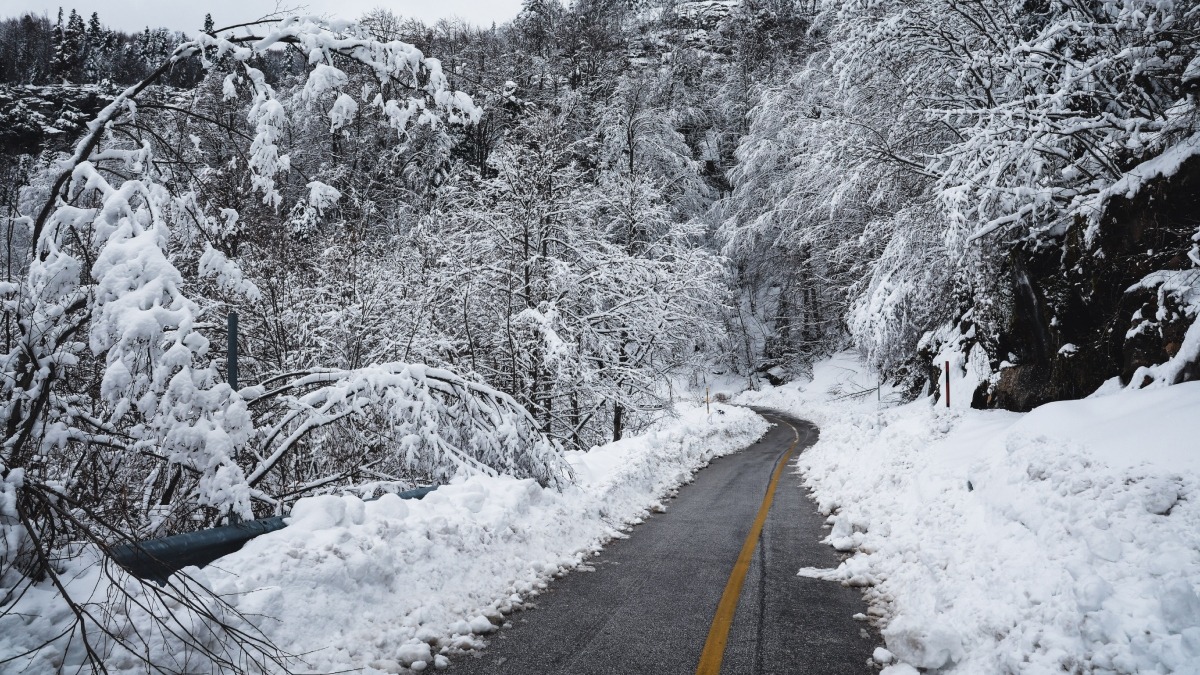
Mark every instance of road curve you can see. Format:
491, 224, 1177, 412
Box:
449, 410, 877, 674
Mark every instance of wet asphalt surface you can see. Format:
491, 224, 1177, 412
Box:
449, 410, 878, 674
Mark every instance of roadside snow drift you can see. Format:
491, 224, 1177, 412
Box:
740, 354, 1200, 674
0, 403, 766, 673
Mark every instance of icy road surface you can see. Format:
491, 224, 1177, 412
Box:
451, 411, 876, 674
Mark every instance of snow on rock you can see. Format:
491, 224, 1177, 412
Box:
1124, 268, 1200, 388
1090, 131, 1200, 237
673, 0, 740, 27
67, 403, 764, 673
738, 352, 1200, 674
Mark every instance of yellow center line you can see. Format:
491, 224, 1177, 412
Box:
696, 417, 800, 675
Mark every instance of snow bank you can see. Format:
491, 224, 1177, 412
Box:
738, 354, 1200, 674
0, 403, 765, 673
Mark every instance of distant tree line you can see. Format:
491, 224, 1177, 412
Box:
0, 8, 207, 87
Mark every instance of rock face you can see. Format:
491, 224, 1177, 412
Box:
0, 85, 121, 239
0, 84, 115, 155
985, 156, 1200, 410
673, 0, 741, 29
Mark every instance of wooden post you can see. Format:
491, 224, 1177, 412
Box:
944, 360, 950, 408
706, 385, 711, 415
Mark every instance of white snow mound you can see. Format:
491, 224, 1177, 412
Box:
740, 352, 1200, 674
0, 403, 764, 673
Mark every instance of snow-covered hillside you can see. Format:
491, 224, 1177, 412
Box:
1, 2, 1197, 671
740, 355, 1200, 674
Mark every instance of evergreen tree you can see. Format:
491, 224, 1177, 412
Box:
83, 12, 105, 81
137, 26, 171, 65
49, 7, 67, 81
87, 11, 101, 40
11, 13, 50, 83
64, 10, 85, 53
56, 8, 86, 81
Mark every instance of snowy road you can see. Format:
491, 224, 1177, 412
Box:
450, 411, 876, 674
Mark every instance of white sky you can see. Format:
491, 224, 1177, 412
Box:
7, 1, 524, 32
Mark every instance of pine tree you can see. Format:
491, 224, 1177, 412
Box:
136, 27, 171, 65
65, 11, 84, 53
49, 8, 69, 82
56, 8, 85, 81
83, 12, 104, 81
204, 13, 215, 36
15, 14, 45, 83
137, 26, 151, 60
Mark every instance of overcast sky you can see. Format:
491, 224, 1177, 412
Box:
10, 1, 525, 33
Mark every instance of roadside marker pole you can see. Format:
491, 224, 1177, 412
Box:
227, 310, 240, 525
706, 385, 711, 416
228, 311, 238, 391
945, 360, 950, 408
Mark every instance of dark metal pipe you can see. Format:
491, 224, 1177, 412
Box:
112, 485, 438, 582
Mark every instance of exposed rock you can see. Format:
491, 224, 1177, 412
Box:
1121, 269, 1200, 386
985, 155, 1200, 409
673, 0, 741, 30
0, 84, 116, 155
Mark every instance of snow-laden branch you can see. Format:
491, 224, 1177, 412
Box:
1, 14, 541, 548
241, 363, 571, 489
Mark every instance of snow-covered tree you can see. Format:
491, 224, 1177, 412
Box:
424, 98, 724, 446
719, 0, 1200, 386
0, 16, 570, 671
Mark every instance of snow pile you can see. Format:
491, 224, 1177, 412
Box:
739, 354, 1200, 674
1, 551, 256, 674
202, 402, 764, 673
0, 403, 765, 673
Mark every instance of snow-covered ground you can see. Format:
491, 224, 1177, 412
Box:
739, 353, 1200, 674
0, 403, 766, 673
8, 355, 1197, 674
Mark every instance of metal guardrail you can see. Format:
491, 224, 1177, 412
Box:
112, 486, 438, 582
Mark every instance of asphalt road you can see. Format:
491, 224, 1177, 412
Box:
449, 410, 877, 674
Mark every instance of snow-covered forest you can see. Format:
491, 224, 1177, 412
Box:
1, 0, 1198, 671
